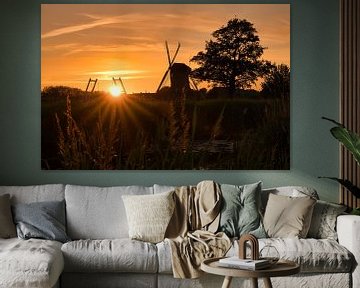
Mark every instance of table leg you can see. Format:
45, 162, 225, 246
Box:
221, 276, 233, 288
263, 277, 273, 288
251, 278, 258, 288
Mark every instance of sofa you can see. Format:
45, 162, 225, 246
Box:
0, 183, 359, 288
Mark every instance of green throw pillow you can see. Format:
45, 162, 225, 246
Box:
218, 182, 266, 238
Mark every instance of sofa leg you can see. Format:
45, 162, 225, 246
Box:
263, 277, 273, 288
221, 276, 232, 288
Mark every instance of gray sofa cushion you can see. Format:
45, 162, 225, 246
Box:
0, 194, 16, 238
65, 185, 153, 239
0, 184, 65, 204
61, 239, 158, 273
0, 238, 64, 288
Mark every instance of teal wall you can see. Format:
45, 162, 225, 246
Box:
0, 0, 340, 202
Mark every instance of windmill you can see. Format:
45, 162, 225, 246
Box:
112, 76, 127, 95
85, 78, 98, 92
156, 41, 199, 94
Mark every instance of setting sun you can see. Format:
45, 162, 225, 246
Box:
109, 85, 122, 97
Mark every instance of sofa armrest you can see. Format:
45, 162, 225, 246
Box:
337, 215, 360, 288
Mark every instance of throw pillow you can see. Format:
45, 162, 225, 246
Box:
307, 200, 347, 240
12, 200, 70, 243
263, 193, 316, 238
122, 191, 175, 243
0, 194, 16, 238
218, 182, 266, 238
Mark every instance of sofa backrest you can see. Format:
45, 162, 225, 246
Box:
65, 184, 153, 240
0, 184, 65, 204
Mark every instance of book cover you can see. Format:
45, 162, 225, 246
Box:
218, 257, 271, 270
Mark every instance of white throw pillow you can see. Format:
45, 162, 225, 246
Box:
122, 191, 175, 243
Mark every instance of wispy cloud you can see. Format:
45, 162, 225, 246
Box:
42, 13, 152, 39
86, 70, 148, 76
63, 43, 163, 55
42, 17, 122, 39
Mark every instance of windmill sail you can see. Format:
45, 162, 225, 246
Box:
156, 42, 181, 92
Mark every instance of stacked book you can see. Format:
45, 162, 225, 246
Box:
218, 257, 271, 270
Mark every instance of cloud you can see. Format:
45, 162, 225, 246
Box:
42, 17, 122, 39
86, 70, 148, 76
61, 43, 163, 55
42, 13, 152, 39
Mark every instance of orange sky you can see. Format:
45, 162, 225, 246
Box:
41, 4, 290, 93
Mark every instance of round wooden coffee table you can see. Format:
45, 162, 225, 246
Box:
201, 257, 300, 288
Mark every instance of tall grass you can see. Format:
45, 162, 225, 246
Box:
168, 88, 190, 152
45, 89, 289, 170
55, 96, 120, 169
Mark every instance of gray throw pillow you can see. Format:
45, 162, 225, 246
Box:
0, 194, 16, 238
218, 182, 266, 238
12, 200, 70, 243
307, 200, 347, 240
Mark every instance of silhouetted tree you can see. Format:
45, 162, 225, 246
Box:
261, 64, 290, 99
191, 18, 270, 96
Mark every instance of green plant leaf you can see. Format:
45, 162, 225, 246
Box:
330, 127, 360, 165
322, 117, 360, 165
319, 177, 360, 199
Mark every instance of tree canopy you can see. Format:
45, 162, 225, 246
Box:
191, 18, 270, 95
261, 64, 290, 99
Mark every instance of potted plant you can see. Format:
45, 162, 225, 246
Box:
320, 117, 360, 215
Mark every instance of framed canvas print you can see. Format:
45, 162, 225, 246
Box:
41, 4, 290, 170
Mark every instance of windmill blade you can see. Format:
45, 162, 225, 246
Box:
91, 79, 98, 92
118, 77, 127, 94
190, 77, 199, 91
170, 42, 181, 66
156, 69, 170, 93
165, 41, 171, 66
85, 78, 91, 92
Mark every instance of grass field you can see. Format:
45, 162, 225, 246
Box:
41, 88, 289, 170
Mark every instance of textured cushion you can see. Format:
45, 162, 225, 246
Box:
218, 182, 266, 238
61, 239, 158, 273
158, 237, 353, 274
0, 238, 64, 287
263, 193, 316, 238
235, 238, 352, 273
0, 184, 65, 204
12, 200, 70, 243
65, 185, 153, 239
61, 273, 157, 288
122, 191, 175, 243
308, 200, 347, 240
0, 194, 16, 238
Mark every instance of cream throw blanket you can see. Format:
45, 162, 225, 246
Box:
165, 181, 231, 278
